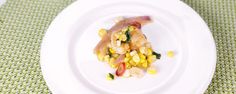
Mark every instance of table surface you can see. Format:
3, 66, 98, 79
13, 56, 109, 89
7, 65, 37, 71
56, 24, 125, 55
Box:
0, 0, 235, 94
0, 0, 6, 6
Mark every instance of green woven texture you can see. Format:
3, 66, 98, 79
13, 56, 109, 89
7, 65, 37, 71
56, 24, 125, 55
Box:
0, 0, 235, 94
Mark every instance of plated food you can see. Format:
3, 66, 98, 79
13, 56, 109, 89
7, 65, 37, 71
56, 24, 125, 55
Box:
94, 16, 162, 80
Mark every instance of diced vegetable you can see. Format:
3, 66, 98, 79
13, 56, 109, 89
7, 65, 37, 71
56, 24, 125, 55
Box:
98, 29, 107, 38
116, 63, 126, 76
130, 50, 137, 56
141, 60, 148, 68
97, 53, 104, 61
132, 54, 140, 63
125, 53, 131, 57
147, 48, 153, 56
167, 51, 174, 58
147, 65, 157, 74
125, 62, 131, 69
147, 55, 157, 63
106, 73, 115, 80
139, 47, 147, 54
109, 58, 115, 64
128, 26, 135, 31
104, 55, 110, 62
109, 48, 116, 54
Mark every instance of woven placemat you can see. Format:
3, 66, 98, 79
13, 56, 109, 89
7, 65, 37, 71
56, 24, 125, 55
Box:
0, 0, 235, 93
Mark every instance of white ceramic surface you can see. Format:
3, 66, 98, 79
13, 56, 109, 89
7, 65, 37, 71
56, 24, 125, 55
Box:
40, 0, 216, 94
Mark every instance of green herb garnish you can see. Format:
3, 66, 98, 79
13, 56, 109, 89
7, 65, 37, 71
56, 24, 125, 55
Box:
125, 31, 131, 43
152, 51, 161, 59
109, 73, 114, 80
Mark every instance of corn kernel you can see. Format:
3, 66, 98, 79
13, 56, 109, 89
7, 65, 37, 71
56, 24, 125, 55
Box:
124, 57, 130, 63
109, 58, 115, 63
129, 26, 135, 32
120, 34, 127, 41
104, 55, 110, 62
142, 61, 148, 68
112, 54, 119, 58
147, 55, 157, 63
139, 47, 147, 54
98, 29, 107, 38
147, 48, 153, 56
109, 48, 116, 54
129, 59, 136, 66
110, 63, 117, 68
97, 53, 104, 61
130, 50, 137, 56
140, 59, 145, 63
132, 54, 140, 63
126, 53, 131, 57
167, 51, 174, 58
147, 66, 157, 74
138, 53, 146, 59
125, 62, 131, 69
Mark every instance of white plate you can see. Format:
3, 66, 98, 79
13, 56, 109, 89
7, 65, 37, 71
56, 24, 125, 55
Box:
40, 0, 216, 94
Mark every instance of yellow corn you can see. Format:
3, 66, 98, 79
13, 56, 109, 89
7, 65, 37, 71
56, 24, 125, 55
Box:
132, 54, 140, 63
108, 58, 117, 68
147, 66, 157, 74
140, 59, 145, 63
139, 47, 146, 54
147, 55, 157, 63
129, 26, 135, 32
126, 53, 131, 57
97, 53, 104, 61
167, 51, 174, 58
112, 54, 119, 58
129, 59, 136, 66
124, 57, 130, 63
110, 63, 117, 68
109, 48, 116, 54
142, 61, 148, 68
120, 34, 127, 41
98, 29, 107, 38
125, 62, 132, 69
109, 58, 115, 64
104, 55, 110, 62
147, 48, 153, 56
139, 53, 146, 59
130, 50, 137, 56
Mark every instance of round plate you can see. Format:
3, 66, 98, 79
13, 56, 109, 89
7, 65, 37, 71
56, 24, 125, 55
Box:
40, 0, 216, 94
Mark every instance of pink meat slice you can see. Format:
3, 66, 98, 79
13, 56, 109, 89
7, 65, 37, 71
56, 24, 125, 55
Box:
94, 16, 152, 55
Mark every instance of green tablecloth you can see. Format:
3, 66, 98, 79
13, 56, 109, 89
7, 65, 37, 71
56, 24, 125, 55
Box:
0, 0, 235, 93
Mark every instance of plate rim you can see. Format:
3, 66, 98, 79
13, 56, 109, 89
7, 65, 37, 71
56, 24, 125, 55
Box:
40, 0, 216, 94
